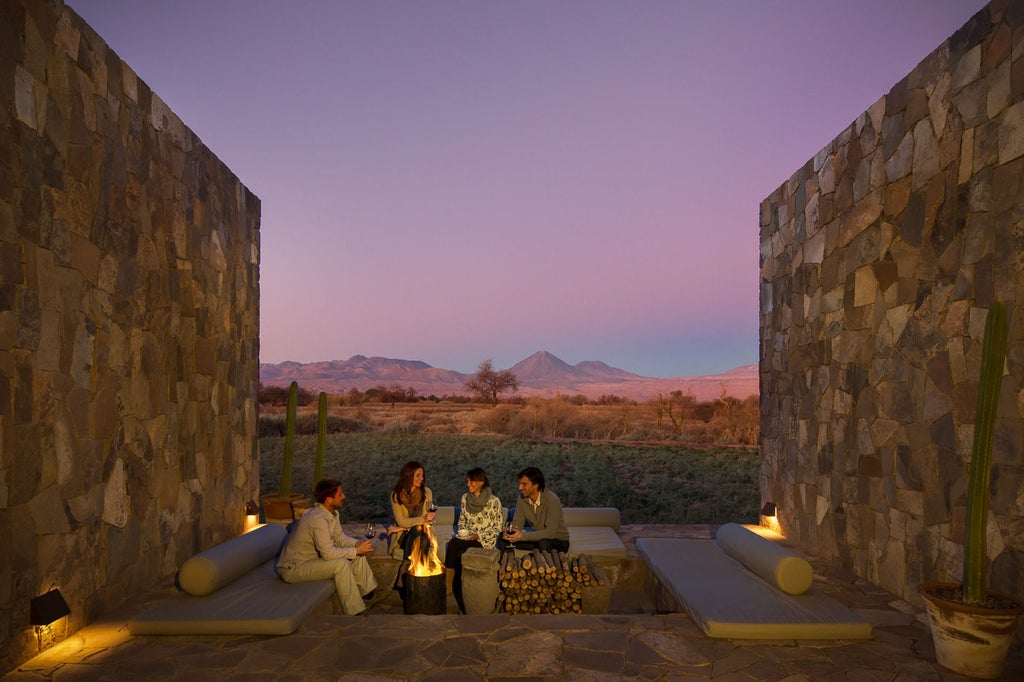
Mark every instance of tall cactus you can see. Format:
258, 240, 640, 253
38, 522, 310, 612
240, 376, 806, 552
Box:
314, 391, 327, 485
963, 302, 1007, 606
280, 381, 298, 498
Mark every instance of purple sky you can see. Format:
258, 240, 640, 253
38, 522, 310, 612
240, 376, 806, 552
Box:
68, 0, 987, 377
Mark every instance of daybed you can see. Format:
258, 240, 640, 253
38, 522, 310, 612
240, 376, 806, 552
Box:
129, 523, 335, 635
637, 523, 872, 640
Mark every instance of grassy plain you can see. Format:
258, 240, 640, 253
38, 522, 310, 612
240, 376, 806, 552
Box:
260, 432, 759, 527
261, 394, 759, 445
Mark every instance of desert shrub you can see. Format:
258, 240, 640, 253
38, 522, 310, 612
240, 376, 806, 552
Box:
364, 384, 420, 403
556, 409, 607, 439
511, 400, 618, 439
258, 383, 314, 407
596, 394, 632, 405
259, 415, 285, 437
474, 404, 519, 433
620, 426, 662, 442
381, 419, 421, 435
422, 415, 458, 433
329, 416, 370, 433
286, 413, 368, 435
296, 413, 319, 435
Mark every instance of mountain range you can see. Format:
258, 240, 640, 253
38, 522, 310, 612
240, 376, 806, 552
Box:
259, 350, 758, 402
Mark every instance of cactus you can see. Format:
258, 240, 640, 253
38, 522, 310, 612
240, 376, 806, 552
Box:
962, 302, 1007, 606
314, 391, 327, 486
280, 381, 298, 498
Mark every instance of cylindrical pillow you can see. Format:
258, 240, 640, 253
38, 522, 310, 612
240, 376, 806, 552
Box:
715, 523, 814, 595
178, 523, 287, 596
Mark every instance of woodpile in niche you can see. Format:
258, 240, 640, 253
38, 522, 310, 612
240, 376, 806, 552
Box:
497, 549, 607, 614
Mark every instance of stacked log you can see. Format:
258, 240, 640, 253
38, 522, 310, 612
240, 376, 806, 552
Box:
496, 550, 607, 614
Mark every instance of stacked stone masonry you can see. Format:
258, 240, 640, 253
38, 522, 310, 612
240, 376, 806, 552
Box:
1, 0, 260, 672
759, 0, 1024, 633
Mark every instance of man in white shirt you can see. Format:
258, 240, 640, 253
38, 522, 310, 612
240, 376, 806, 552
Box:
276, 478, 378, 615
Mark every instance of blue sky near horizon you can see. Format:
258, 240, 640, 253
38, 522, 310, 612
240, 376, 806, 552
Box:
68, 0, 988, 378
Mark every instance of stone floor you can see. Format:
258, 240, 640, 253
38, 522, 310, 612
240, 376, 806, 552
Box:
4, 525, 1023, 681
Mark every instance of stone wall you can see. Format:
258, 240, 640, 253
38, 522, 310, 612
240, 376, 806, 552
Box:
760, 0, 1024, 613
1, 0, 260, 671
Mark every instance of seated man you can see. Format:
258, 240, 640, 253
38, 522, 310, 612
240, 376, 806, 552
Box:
276, 478, 378, 615
498, 466, 570, 553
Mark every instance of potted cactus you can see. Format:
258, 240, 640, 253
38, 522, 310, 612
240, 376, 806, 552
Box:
921, 302, 1023, 679
261, 381, 307, 523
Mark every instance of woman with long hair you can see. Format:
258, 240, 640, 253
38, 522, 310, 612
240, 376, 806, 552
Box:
444, 467, 502, 613
386, 461, 437, 566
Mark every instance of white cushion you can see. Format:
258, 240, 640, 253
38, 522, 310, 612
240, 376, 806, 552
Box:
178, 524, 286, 597
715, 523, 813, 596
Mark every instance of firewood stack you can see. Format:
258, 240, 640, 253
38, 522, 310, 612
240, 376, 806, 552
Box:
496, 549, 607, 614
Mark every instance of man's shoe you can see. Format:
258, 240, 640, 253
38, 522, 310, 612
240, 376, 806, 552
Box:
362, 589, 375, 600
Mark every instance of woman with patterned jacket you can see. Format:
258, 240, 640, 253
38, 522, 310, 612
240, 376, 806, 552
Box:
444, 467, 502, 612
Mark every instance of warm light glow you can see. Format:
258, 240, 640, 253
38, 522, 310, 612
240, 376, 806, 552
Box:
745, 524, 782, 539
406, 524, 443, 577
760, 514, 782, 535
244, 515, 260, 533
26, 622, 128, 668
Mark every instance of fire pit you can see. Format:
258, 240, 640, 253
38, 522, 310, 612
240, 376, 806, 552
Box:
401, 524, 447, 615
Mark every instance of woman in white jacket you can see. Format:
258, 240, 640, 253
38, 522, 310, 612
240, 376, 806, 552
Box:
444, 467, 502, 612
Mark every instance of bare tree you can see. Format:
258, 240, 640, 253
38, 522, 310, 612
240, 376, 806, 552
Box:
464, 359, 520, 405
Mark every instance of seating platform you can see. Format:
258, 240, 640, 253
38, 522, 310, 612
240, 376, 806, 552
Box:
128, 524, 334, 635
637, 532, 872, 640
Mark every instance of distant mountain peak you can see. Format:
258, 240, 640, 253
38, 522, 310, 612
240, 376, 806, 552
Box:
260, 352, 757, 401
575, 360, 640, 380
510, 350, 578, 380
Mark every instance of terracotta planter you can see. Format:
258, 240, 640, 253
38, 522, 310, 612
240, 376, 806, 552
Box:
921, 582, 1023, 679
260, 492, 307, 524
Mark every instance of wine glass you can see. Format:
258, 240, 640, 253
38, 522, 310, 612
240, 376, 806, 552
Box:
364, 523, 375, 541
504, 520, 517, 551
427, 500, 438, 524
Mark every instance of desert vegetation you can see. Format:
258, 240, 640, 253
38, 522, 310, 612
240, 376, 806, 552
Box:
259, 433, 758, 526
258, 384, 760, 526
258, 385, 759, 446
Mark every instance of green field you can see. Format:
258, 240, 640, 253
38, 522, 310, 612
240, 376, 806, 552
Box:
260, 433, 759, 526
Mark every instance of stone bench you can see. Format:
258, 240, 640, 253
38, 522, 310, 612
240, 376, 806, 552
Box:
128, 524, 334, 635
636, 524, 872, 640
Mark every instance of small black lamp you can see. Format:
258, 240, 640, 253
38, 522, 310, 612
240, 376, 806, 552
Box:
760, 501, 777, 517
244, 499, 259, 516
30, 589, 70, 626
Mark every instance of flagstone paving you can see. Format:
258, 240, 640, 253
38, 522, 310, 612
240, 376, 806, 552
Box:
4, 525, 1022, 680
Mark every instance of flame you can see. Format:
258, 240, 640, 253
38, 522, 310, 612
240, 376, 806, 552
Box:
406, 524, 444, 577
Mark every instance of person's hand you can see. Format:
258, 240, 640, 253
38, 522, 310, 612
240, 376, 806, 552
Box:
469, 533, 479, 542
386, 525, 401, 535
424, 511, 437, 523
356, 540, 372, 555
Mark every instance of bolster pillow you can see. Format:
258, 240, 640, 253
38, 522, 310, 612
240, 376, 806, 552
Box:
715, 523, 813, 595
178, 523, 287, 597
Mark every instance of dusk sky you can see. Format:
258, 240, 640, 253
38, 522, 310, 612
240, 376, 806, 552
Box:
68, 0, 987, 378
